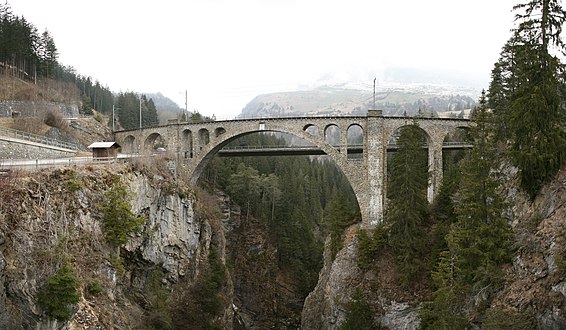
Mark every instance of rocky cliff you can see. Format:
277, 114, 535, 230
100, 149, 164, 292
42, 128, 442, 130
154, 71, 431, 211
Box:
301, 165, 566, 329
0, 161, 233, 329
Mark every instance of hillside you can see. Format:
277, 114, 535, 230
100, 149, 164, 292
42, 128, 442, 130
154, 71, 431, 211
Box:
240, 84, 478, 118
0, 73, 81, 104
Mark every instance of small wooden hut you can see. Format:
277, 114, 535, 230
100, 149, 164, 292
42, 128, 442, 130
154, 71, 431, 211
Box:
87, 142, 121, 159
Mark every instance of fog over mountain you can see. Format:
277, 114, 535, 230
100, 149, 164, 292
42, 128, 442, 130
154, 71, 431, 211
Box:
240, 67, 481, 118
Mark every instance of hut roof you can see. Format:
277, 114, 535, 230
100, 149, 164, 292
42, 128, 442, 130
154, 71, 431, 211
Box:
87, 142, 120, 149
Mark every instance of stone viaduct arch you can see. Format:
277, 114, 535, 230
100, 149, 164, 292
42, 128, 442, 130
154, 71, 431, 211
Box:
114, 111, 471, 228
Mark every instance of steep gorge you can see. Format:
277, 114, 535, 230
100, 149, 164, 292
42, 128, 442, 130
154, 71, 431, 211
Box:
0, 157, 309, 329
3, 150, 566, 329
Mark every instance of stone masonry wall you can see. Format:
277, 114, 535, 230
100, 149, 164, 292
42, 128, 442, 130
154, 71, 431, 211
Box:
0, 139, 75, 160
0, 100, 79, 118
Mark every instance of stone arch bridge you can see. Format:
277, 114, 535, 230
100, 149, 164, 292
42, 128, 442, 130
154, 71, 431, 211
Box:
114, 111, 471, 228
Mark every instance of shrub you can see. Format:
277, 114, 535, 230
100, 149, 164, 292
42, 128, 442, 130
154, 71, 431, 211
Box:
65, 170, 82, 192
110, 256, 126, 276
44, 109, 67, 129
482, 307, 535, 329
12, 116, 44, 135
37, 261, 80, 321
86, 279, 103, 296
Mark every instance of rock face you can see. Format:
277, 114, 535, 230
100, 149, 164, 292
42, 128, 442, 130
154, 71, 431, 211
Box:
302, 229, 362, 329
0, 163, 229, 329
302, 226, 420, 330
491, 166, 566, 328
302, 165, 566, 329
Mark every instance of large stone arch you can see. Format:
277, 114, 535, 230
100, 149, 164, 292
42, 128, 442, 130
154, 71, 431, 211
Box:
185, 127, 364, 227
188, 126, 346, 186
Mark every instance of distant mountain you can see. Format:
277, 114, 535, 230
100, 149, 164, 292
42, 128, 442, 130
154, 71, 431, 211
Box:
240, 83, 479, 118
145, 92, 183, 124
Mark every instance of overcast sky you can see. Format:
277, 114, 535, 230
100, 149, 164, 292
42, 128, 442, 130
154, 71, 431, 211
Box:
10, 0, 517, 118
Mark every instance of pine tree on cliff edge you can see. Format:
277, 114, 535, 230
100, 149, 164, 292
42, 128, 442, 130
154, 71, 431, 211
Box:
488, 0, 566, 199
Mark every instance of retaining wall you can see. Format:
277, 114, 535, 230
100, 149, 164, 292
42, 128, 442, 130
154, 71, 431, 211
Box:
0, 139, 76, 159
0, 100, 79, 118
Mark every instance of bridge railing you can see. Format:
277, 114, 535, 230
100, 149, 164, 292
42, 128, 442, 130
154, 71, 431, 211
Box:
0, 156, 121, 170
115, 112, 471, 134
0, 126, 82, 151
166, 112, 471, 124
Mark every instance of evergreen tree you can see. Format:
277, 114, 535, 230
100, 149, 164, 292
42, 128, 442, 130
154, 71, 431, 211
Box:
116, 92, 143, 129
226, 163, 261, 217
385, 121, 429, 283
37, 261, 80, 321
39, 29, 58, 77
338, 289, 378, 330
421, 93, 514, 328
489, 0, 566, 199
325, 191, 355, 258
447, 93, 514, 290
144, 97, 159, 127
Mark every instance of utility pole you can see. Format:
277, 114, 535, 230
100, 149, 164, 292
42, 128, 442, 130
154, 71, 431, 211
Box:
139, 95, 142, 128
112, 104, 115, 132
373, 78, 376, 109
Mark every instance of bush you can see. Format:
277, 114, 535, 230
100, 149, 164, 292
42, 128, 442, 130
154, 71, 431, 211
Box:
86, 279, 103, 296
44, 109, 67, 129
145, 269, 172, 329
37, 261, 80, 321
65, 170, 82, 192
482, 307, 535, 329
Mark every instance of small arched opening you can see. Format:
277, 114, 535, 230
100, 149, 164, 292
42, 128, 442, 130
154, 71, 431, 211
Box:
199, 128, 210, 147
215, 127, 226, 137
324, 124, 340, 148
123, 135, 136, 154
346, 124, 363, 159
182, 129, 193, 159
304, 124, 319, 137
386, 124, 430, 200
143, 133, 166, 154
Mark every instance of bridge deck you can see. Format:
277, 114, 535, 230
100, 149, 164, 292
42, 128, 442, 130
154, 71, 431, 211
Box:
217, 142, 472, 157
